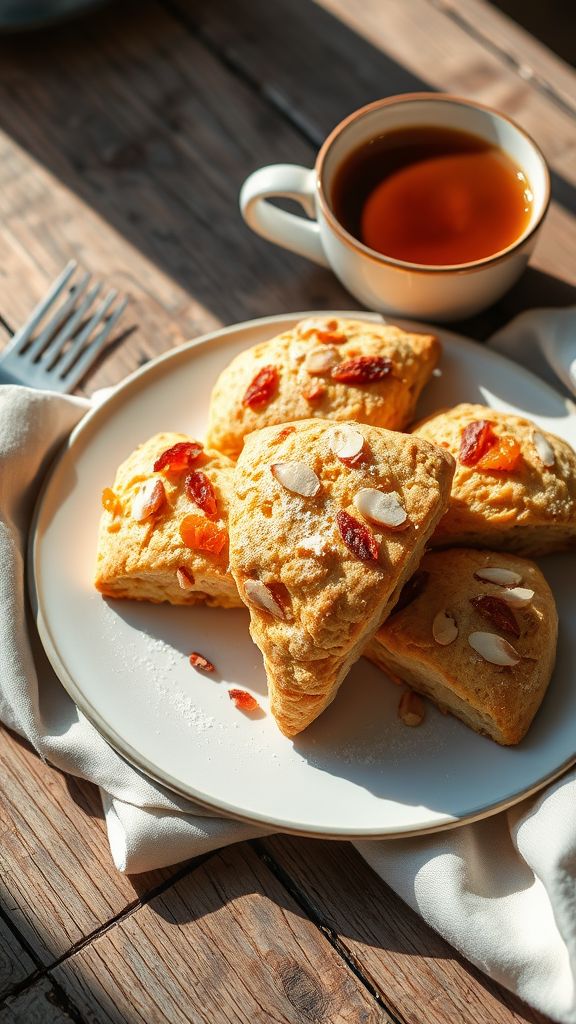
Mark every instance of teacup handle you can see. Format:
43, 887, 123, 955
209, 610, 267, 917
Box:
240, 164, 329, 268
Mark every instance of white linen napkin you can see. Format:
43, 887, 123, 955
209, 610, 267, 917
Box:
1, 308, 575, 1024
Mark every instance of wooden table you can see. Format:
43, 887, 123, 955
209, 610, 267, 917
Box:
0, 2, 574, 1021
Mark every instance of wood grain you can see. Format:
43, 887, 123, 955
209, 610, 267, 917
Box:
260, 837, 549, 1024
0, 914, 35, 1001
52, 843, 388, 1024
0, 726, 182, 966
0, 0, 350, 393
435, 0, 576, 115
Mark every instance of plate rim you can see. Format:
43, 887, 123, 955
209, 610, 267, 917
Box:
28, 310, 576, 839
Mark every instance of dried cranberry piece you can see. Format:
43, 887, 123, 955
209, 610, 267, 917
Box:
189, 651, 215, 672
458, 420, 496, 466
154, 441, 203, 473
331, 356, 393, 384
242, 365, 279, 408
470, 595, 520, 638
185, 469, 218, 518
228, 689, 260, 712
336, 509, 379, 562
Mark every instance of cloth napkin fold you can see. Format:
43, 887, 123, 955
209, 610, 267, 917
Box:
1, 308, 575, 1024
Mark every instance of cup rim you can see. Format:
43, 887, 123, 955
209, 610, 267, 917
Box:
315, 93, 551, 275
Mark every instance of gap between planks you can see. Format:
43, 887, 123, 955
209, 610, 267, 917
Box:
0, 851, 216, 1008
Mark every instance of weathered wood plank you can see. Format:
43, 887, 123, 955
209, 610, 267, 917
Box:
0, 914, 35, 1002
0, 727, 182, 966
188, 0, 576, 156
0, 977, 84, 1024
0, 0, 350, 393
260, 837, 550, 1024
52, 843, 388, 1024
435, 0, 576, 114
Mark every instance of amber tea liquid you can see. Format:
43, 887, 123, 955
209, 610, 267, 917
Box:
331, 126, 533, 266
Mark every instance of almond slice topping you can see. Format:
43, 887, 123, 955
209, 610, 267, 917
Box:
327, 424, 364, 463
176, 566, 195, 590
304, 346, 339, 375
131, 478, 166, 522
398, 690, 425, 727
468, 632, 520, 666
244, 579, 285, 619
432, 610, 458, 646
271, 461, 320, 497
474, 567, 522, 587
497, 586, 535, 608
533, 430, 555, 467
353, 488, 408, 529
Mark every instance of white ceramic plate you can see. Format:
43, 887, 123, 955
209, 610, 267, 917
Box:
30, 312, 576, 838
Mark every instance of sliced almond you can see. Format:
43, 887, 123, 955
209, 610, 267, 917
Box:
304, 346, 339, 375
533, 430, 555, 467
474, 567, 522, 587
432, 610, 458, 646
327, 424, 365, 463
497, 586, 535, 608
353, 488, 408, 529
176, 566, 195, 591
468, 631, 520, 666
297, 317, 339, 339
271, 461, 320, 497
243, 579, 285, 619
131, 478, 166, 522
398, 690, 425, 727
289, 341, 308, 365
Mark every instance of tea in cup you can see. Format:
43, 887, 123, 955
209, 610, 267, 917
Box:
240, 94, 550, 322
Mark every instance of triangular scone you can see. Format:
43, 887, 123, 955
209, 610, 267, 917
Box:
414, 403, 576, 555
229, 419, 454, 735
207, 317, 439, 458
365, 549, 557, 745
95, 432, 242, 607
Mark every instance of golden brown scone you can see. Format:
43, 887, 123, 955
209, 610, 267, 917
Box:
228, 419, 454, 736
95, 432, 242, 607
414, 403, 576, 556
207, 317, 440, 458
365, 548, 557, 745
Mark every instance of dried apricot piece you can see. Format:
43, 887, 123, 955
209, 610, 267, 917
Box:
331, 355, 393, 384
102, 487, 122, 516
458, 420, 496, 466
185, 469, 218, 518
477, 435, 522, 472
228, 688, 260, 712
154, 441, 203, 474
242, 365, 279, 408
179, 514, 228, 555
336, 509, 379, 562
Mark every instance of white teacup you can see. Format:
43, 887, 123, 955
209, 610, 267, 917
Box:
240, 94, 550, 322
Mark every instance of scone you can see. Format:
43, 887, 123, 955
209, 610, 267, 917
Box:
95, 432, 242, 607
228, 419, 454, 736
414, 403, 576, 555
366, 548, 557, 745
207, 316, 440, 458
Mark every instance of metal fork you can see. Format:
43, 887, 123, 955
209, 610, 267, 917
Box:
0, 261, 128, 392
